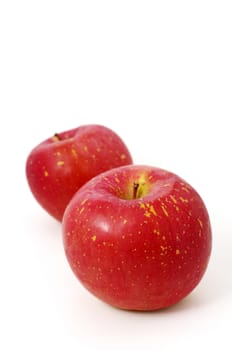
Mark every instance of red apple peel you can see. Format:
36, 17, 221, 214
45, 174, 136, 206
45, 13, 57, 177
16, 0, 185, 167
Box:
62, 165, 212, 311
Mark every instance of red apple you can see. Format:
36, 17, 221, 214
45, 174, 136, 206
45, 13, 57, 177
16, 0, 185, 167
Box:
26, 124, 133, 221
62, 165, 212, 311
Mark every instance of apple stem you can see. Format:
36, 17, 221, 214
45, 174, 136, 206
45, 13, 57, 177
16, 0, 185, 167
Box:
52, 133, 61, 142
133, 183, 139, 199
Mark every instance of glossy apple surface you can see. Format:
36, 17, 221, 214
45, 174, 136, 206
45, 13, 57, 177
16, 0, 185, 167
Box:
62, 165, 212, 311
26, 124, 133, 221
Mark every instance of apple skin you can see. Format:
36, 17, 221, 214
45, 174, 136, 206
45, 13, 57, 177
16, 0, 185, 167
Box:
62, 165, 212, 311
26, 124, 133, 221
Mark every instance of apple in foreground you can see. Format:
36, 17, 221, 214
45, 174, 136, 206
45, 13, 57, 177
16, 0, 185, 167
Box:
26, 124, 132, 221
62, 165, 212, 311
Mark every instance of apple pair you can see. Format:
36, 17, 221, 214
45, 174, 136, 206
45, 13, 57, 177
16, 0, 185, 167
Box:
26, 124, 212, 311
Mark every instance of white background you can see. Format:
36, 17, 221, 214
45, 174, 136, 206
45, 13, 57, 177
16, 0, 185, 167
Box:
1, 1, 232, 349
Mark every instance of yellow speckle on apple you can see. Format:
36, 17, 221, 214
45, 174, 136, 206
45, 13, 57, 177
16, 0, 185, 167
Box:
161, 205, 169, 217
71, 148, 78, 157
197, 218, 203, 228
57, 161, 65, 166
149, 204, 158, 216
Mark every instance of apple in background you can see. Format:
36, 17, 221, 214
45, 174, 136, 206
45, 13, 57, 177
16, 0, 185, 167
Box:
62, 165, 212, 311
26, 124, 133, 221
